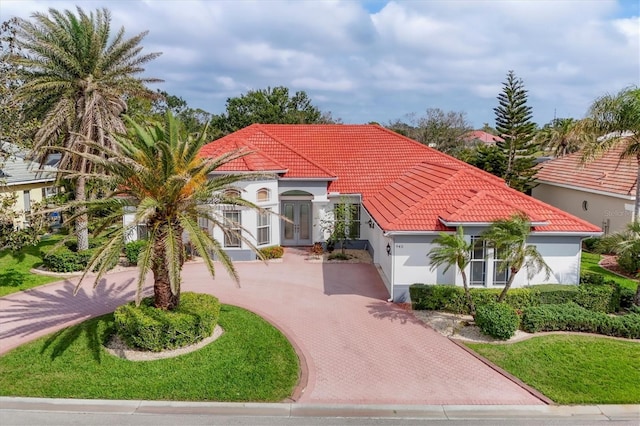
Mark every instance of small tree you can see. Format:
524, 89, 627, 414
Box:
321, 200, 359, 255
482, 213, 552, 302
427, 227, 476, 317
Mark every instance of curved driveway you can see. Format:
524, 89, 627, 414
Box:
0, 249, 544, 405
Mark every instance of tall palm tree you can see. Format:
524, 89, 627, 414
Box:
482, 213, 552, 302
428, 227, 476, 316
10, 7, 160, 250
67, 112, 265, 310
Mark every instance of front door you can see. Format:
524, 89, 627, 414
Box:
281, 201, 312, 246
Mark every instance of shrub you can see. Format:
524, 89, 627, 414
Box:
533, 284, 579, 305
124, 240, 147, 266
42, 246, 92, 272
259, 245, 284, 260
409, 285, 537, 314
521, 303, 640, 339
582, 237, 600, 253
114, 292, 221, 352
620, 288, 636, 310
409, 284, 465, 312
616, 250, 640, 276
576, 284, 620, 313
475, 302, 520, 340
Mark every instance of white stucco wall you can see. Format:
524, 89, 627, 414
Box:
383, 230, 584, 302
533, 183, 630, 234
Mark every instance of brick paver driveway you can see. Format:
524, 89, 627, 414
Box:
0, 249, 544, 405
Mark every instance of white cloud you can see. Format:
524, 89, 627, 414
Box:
1, 0, 638, 126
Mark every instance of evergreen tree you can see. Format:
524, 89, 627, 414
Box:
494, 71, 538, 192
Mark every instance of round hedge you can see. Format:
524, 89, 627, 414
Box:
475, 302, 520, 340
114, 292, 221, 352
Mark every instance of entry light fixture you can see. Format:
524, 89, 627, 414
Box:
386, 243, 391, 256
367, 218, 374, 228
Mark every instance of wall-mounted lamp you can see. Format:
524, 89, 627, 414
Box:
386, 242, 391, 256
367, 219, 374, 228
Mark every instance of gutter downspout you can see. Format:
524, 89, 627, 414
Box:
387, 239, 394, 302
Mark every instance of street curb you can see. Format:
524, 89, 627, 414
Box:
1, 397, 638, 420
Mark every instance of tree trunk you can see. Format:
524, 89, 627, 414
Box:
152, 240, 179, 310
635, 283, 640, 307
75, 175, 89, 251
497, 267, 518, 302
634, 154, 640, 223
460, 270, 476, 317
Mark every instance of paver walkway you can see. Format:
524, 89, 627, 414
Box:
0, 249, 544, 405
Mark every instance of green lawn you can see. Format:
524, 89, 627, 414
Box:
0, 305, 299, 402
467, 335, 640, 404
581, 251, 638, 292
0, 234, 64, 297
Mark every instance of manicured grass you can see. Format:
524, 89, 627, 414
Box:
0, 234, 64, 297
0, 305, 299, 402
467, 335, 640, 404
581, 251, 638, 292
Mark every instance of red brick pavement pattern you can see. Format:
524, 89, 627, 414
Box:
0, 249, 544, 405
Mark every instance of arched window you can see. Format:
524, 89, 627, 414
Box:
224, 189, 241, 199
256, 188, 270, 202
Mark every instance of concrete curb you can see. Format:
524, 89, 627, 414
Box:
1, 397, 638, 421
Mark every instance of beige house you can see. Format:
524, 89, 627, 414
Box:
0, 144, 58, 229
533, 144, 635, 235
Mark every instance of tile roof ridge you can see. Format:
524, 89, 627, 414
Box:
253, 124, 337, 178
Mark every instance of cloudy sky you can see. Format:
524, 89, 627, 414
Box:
2, 0, 639, 128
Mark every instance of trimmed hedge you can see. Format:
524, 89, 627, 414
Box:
114, 292, 221, 352
521, 303, 640, 339
124, 240, 147, 266
259, 245, 284, 260
410, 280, 624, 314
475, 302, 520, 340
42, 242, 117, 273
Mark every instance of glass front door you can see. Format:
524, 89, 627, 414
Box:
281, 201, 312, 246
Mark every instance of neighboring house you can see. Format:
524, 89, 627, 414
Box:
462, 130, 504, 146
0, 143, 58, 229
182, 124, 600, 302
533, 143, 635, 235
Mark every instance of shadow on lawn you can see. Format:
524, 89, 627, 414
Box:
0, 268, 27, 288
0, 276, 149, 360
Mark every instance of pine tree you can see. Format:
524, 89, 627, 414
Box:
494, 71, 539, 193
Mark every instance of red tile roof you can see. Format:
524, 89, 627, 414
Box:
536, 143, 636, 197
201, 124, 601, 234
463, 130, 504, 145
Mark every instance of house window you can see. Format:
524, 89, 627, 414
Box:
469, 236, 486, 286
469, 236, 509, 287
493, 246, 509, 287
257, 209, 271, 245
256, 188, 270, 203
223, 210, 241, 248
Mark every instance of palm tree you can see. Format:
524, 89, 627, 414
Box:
535, 118, 585, 157
597, 222, 640, 306
10, 7, 160, 250
482, 213, 552, 302
581, 86, 640, 219
67, 112, 265, 310
428, 227, 476, 316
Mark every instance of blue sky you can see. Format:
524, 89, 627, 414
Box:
2, 0, 639, 128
